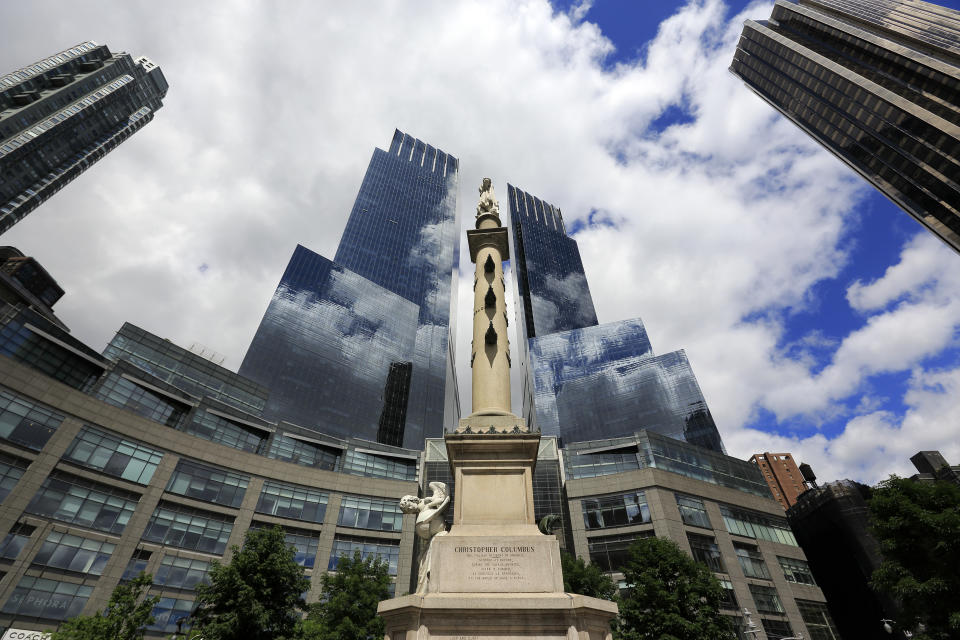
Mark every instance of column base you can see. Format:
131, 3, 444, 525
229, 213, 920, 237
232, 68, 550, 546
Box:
379, 592, 618, 640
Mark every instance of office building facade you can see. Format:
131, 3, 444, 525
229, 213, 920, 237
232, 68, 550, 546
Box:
240, 131, 460, 449
0, 41, 167, 234
565, 431, 836, 640
0, 311, 420, 636
786, 480, 901, 640
750, 452, 810, 509
506, 185, 724, 452
730, 0, 960, 253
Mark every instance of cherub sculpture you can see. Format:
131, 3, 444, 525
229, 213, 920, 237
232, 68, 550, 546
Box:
476, 177, 499, 218
399, 481, 450, 594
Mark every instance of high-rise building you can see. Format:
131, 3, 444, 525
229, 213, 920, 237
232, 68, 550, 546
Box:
240, 130, 460, 449
730, 0, 960, 253
750, 452, 811, 509
787, 480, 902, 639
0, 41, 167, 234
506, 184, 724, 451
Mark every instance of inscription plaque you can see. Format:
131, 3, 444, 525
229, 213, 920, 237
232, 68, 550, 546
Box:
432, 536, 563, 593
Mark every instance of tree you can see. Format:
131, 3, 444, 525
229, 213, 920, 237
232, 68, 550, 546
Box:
617, 537, 733, 640
870, 476, 960, 639
560, 551, 618, 601
52, 572, 158, 640
301, 549, 392, 640
192, 526, 310, 640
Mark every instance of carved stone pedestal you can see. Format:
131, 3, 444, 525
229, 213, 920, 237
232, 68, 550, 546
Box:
379, 593, 617, 640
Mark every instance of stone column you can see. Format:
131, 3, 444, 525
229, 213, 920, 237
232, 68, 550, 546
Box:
468, 178, 512, 416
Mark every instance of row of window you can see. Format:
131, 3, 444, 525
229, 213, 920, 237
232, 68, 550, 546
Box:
0, 381, 418, 487
0, 528, 400, 625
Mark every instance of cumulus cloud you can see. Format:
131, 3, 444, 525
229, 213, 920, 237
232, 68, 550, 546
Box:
1, 0, 958, 483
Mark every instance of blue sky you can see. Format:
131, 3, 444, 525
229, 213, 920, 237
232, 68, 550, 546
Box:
2, 0, 958, 484
543, 0, 960, 480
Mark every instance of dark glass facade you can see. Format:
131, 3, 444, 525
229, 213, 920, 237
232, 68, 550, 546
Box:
731, 0, 960, 253
103, 322, 269, 415
0, 41, 167, 234
241, 130, 461, 448
564, 430, 771, 499
505, 184, 724, 450
528, 320, 724, 450
506, 184, 598, 342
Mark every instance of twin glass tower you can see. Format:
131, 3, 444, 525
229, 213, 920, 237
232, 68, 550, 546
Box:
240, 130, 724, 453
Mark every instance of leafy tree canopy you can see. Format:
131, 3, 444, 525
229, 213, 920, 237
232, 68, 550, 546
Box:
560, 551, 618, 601
617, 537, 732, 640
870, 476, 960, 639
193, 525, 310, 640
301, 550, 392, 640
51, 572, 157, 640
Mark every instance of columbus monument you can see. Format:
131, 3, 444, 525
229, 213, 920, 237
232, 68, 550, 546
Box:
378, 179, 618, 640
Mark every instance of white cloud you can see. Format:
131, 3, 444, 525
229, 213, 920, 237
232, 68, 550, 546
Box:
1, 0, 958, 484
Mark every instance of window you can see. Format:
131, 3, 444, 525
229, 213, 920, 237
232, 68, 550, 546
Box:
31, 531, 115, 575
734, 543, 771, 579
121, 549, 152, 580
95, 373, 191, 428
154, 555, 211, 590
0, 387, 64, 450
720, 505, 798, 546
141, 502, 234, 554
166, 459, 249, 508
675, 494, 711, 528
267, 434, 340, 470
342, 449, 417, 481
337, 494, 402, 531
748, 583, 784, 614
588, 531, 654, 572
581, 491, 650, 530
329, 536, 399, 576
25, 471, 139, 534
0, 452, 29, 502
761, 618, 794, 640
0, 320, 103, 391
778, 556, 817, 585
687, 533, 726, 573
148, 597, 194, 633
183, 409, 266, 454
0, 523, 35, 560
797, 599, 840, 640
62, 426, 164, 484
1, 576, 92, 620
256, 481, 327, 523
717, 578, 738, 610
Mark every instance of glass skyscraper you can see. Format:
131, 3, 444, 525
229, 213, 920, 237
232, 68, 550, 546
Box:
240, 131, 460, 449
0, 41, 167, 234
730, 0, 960, 253
507, 185, 724, 452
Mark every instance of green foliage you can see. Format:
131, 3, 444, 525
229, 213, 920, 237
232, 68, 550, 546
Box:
617, 537, 733, 640
51, 572, 158, 640
870, 476, 960, 639
192, 526, 310, 640
560, 551, 618, 601
301, 550, 392, 640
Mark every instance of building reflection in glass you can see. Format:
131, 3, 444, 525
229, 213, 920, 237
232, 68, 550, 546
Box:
240, 245, 421, 445
528, 319, 725, 452
240, 130, 461, 448
506, 184, 598, 343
